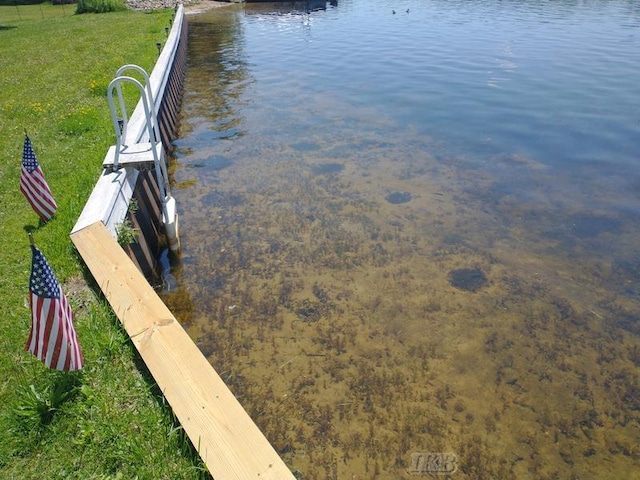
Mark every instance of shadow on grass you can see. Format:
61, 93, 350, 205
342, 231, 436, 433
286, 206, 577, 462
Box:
12, 370, 83, 429
23, 220, 49, 237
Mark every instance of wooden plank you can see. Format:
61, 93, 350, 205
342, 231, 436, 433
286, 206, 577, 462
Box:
71, 221, 296, 480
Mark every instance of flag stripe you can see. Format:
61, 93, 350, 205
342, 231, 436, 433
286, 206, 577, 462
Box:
20, 168, 55, 205
25, 246, 84, 371
27, 291, 84, 371
44, 298, 62, 368
19, 136, 57, 222
20, 167, 57, 220
20, 173, 57, 219
63, 293, 83, 370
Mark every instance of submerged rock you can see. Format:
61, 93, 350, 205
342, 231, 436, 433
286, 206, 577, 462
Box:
448, 268, 488, 292
313, 163, 345, 175
385, 191, 412, 204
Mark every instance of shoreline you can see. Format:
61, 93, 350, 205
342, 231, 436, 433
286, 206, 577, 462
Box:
125, 1, 235, 14
183, 0, 235, 15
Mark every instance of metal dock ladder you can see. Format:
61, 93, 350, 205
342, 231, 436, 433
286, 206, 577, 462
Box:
104, 64, 180, 252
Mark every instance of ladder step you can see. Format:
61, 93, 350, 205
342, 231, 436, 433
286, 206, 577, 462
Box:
103, 143, 163, 169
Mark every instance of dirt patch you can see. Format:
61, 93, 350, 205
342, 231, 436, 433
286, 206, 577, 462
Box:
184, 0, 235, 15
64, 275, 95, 314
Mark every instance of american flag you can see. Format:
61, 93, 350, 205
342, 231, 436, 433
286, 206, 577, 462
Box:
20, 135, 58, 222
25, 244, 84, 371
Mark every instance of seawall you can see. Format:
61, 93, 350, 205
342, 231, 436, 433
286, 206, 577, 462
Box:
71, 5, 296, 479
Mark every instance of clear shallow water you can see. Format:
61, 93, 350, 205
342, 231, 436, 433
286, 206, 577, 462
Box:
165, 1, 640, 478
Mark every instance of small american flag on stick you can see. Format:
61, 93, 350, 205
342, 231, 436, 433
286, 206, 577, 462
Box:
25, 236, 84, 371
20, 135, 58, 222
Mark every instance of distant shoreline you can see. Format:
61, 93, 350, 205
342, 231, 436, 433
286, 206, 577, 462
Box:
184, 0, 234, 15
125, 0, 233, 14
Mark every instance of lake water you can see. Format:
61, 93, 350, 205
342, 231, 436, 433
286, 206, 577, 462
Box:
163, 1, 640, 478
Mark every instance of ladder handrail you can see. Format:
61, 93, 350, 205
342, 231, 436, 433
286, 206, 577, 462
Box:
106, 70, 171, 202
115, 64, 159, 145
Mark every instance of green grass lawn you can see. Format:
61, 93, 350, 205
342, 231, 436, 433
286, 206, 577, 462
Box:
0, 3, 209, 478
